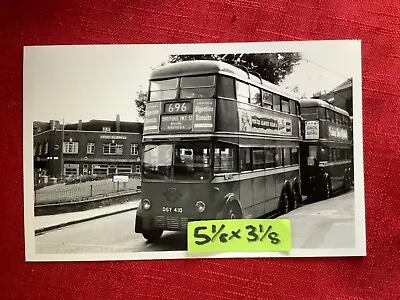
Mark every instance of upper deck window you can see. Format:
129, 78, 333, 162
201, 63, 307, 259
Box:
289, 100, 297, 115
149, 78, 178, 101
217, 76, 235, 99
180, 75, 215, 99
273, 94, 281, 111
301, 107, 318, 121
281, 98, 290, 113
318, 107, 326, 120
326, 109, 334, 122
236, 81, 250, 103
262, 90, 273, 109
250, 85, 261, 106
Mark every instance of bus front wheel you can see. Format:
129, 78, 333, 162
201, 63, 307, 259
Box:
222, 203, 242, 219
142, 229, 163, 243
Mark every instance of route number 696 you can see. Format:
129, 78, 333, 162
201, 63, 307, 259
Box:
166, 102, 187, 113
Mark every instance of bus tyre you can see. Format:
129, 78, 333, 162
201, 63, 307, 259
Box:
280, 189, 291, 215
324, 177, 332, 199
142, 229, 163, 243
222, 203, 242, 219
345, 176, 352, 191
292, 184, 301, 210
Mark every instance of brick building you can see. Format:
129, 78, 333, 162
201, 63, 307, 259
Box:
33, 116, 143, 184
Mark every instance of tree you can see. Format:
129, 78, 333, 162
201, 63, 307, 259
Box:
169, 52, 302, 84
134, 90, 148, 118
135, 52, 302, 118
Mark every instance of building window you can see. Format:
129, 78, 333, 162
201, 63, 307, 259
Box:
44, 142, 49, 154
63, 163, 79, 176
135, 164, 141, 174
103, 143, 123, 155
131, 144, 138, 155
63, 142, 79, 154
102, 126, 111, 132
87, 143, 95, 154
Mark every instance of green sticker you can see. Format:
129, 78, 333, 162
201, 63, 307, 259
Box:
187, 219, 291, 253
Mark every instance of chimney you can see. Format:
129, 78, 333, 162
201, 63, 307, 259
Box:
78, 120, 83, 131
116, 114, 120, 132
50, 120, 56, 130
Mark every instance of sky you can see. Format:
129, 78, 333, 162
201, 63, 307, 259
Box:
24, 41, 360, 124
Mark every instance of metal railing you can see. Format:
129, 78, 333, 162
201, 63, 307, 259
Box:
34, 179, 139, 205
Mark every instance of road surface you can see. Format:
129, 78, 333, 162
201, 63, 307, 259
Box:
35, 190, 355, 254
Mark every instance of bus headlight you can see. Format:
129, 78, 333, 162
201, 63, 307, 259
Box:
142, 199, 151, 210
195, 201, 206, 213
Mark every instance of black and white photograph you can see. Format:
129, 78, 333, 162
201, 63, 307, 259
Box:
23, 40, 365, 261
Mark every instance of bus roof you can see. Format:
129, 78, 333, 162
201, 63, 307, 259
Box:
150, 60, 300, 102
299, 98, 350, 116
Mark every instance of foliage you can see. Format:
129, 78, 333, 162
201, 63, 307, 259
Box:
169, 52, 302, 84
134, 90, 148, 119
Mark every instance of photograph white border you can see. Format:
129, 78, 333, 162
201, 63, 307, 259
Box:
23, 40, 365, 261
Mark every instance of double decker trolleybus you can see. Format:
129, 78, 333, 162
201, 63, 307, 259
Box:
299, 98, 353, 201
135, 60, 303, 242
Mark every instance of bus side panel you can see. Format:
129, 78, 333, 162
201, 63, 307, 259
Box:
239, 175, 254, 218
264, 172, 277, 214
275, 170, 285, 209
252, 171, 266, 218
215, 99, 239, 132
330, 162, 348, 192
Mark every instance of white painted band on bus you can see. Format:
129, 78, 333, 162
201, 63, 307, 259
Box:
212, 165, 300, 183
319, 160, 352, 167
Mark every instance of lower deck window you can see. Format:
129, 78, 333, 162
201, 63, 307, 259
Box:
240, 148, 252, 171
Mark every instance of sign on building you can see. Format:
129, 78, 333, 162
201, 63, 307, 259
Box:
113, 175, 129, 183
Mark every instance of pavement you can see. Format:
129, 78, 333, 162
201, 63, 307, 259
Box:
35, 199, 140, 235
35, 191, 355, 250
278, 191, 355, 249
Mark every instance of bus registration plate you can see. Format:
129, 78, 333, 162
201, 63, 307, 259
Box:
162, 206, 183, 213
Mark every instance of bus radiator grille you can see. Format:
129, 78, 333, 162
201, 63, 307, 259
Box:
152, 216, 192, 230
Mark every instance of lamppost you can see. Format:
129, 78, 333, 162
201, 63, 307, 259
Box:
60, 119, 65, 181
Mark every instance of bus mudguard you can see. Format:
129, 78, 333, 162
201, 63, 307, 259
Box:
215, 192, 242, 219
134, 201, 144, 233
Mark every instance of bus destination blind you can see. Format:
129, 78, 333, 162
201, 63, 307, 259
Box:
159, 99, 215, 132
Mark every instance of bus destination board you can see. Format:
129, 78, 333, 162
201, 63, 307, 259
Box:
160, 114, 193, 131
159, 99, 215, 132
143, 102, 161, 134
164, 101, 193, 114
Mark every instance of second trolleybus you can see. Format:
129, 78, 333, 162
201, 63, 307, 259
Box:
299, 98, 353, 201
